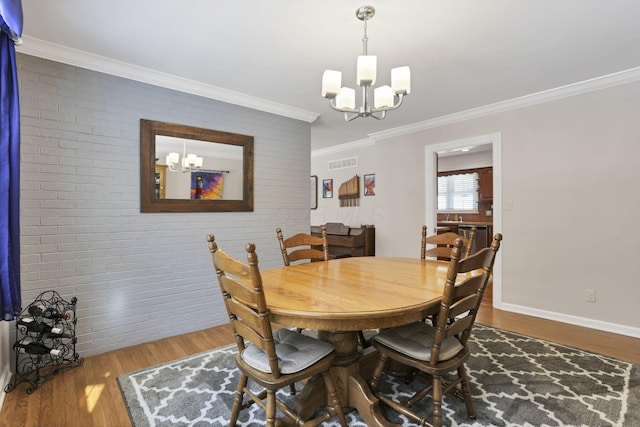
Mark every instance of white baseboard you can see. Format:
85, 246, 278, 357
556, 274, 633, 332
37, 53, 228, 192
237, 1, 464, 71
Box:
0, 362, 11, 413
497, 302, 640, 339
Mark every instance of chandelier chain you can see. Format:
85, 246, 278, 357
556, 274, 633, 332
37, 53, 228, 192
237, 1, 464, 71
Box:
362, 20, 368, 55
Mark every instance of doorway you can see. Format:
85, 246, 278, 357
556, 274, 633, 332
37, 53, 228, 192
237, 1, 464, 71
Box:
424, 133, 502, 308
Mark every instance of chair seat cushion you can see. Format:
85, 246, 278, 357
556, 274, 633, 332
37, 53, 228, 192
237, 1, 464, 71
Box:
241, 328, 334, 374
373, 321, 463, 362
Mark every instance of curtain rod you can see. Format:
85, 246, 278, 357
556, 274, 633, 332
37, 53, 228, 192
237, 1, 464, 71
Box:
196, 169, 230, 174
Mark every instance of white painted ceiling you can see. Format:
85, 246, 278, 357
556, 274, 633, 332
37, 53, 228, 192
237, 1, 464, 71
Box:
17, 0, 640, 151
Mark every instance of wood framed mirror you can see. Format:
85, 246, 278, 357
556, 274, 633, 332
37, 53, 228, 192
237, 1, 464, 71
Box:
140, 119, 254, 212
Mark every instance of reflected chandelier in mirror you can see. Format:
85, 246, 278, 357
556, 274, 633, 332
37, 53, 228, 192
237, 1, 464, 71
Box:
140, 119, 254, 212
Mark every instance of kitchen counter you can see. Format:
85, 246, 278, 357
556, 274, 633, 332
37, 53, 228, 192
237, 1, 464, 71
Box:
437, 221, 493, 226
437, 221, 494, 251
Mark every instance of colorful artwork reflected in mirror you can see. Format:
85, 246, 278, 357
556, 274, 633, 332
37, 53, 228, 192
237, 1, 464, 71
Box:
191, 172, 224, 200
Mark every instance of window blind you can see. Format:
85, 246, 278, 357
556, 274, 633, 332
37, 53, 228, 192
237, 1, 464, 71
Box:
437, 172, 478, 213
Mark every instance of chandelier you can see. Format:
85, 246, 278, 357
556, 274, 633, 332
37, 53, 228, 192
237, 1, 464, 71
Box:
321, 5, 411, 121
165, 142, 203, 173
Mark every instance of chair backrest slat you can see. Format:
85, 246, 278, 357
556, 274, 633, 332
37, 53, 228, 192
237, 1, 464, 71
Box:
421, 226, 477, 260
444, 315, 474, 339
448, 294, 479, 318
452, 276, 486, 299
456, 246, 494, 272
232, 319, 270, 351
423, 247, 459, 259
277, 226, 328, 265
287, 247, 327, 263
226, 298, 267, 334
219, 276, 259, 306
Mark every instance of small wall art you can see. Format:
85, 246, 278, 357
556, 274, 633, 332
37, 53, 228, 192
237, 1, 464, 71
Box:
364, 173, 375, 196
322, 179, 333, 198
339, 175, 360, 207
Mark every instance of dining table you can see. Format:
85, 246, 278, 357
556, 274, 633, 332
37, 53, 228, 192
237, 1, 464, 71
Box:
259, 256, 454, 427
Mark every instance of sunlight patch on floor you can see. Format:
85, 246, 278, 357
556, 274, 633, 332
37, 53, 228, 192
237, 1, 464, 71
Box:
85, 383, 105, 412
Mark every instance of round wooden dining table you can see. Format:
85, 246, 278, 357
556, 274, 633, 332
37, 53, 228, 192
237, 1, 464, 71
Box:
259, 256, 453, 427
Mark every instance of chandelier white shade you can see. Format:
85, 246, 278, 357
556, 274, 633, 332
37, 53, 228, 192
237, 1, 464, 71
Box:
321, 6, 411, 121
165, 142, 203, 173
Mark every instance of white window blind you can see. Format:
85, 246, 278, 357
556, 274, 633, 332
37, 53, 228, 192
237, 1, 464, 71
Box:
437, 172, 479, 213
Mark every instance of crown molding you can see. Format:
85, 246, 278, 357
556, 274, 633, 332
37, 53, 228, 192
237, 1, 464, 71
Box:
369, 66, 640, 141
311, 138, 375, 158
16, 36, 319, 123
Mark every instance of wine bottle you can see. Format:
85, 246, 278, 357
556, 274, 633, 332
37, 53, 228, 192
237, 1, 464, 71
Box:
27, 304, 46, 317
17, 317, 63, 336
15, 340, 61, 356
43, 307, 69, 320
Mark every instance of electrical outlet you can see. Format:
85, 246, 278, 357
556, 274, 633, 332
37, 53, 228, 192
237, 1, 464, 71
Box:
585, 289, 596, 302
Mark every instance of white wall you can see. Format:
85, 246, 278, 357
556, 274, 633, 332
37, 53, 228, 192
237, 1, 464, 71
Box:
11, 53, 313, 361
311, 142, 380, 228
312, 81, 640, 338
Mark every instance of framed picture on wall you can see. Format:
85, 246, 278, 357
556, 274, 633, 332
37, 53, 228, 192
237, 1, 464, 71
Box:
322, 179, 333, 198
364, 173, 375, 196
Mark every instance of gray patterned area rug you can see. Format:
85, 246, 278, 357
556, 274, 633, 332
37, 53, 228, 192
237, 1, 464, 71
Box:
117, 325, 639, 426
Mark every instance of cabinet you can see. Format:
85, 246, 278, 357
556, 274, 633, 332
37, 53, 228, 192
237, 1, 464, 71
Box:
154, 165, 167, 199
479, 168, 493, 201
4, 291, 83, 394
311, 223, 375, 258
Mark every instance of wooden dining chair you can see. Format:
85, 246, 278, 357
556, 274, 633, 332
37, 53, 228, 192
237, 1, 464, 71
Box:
276, 226, 371, 347
206, 235, 347, 427
421, 225, 476, 260
370, 233, 502, 427
276, 226, 327, 337
420, 225, 475, 328
276, 225, 328, 265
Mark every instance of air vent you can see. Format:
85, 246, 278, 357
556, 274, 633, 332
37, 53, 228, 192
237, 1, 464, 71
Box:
328, 156, 358, 170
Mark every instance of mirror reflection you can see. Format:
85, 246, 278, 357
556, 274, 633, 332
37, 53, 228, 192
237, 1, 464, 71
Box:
140, 119, 254, 213
155, 136, 243, 200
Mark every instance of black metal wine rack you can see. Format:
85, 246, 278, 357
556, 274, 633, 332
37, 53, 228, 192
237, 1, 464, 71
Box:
4, 290, 84, 394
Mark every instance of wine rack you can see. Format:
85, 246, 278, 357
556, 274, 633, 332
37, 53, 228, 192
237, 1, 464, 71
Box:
4, 290, 84, 394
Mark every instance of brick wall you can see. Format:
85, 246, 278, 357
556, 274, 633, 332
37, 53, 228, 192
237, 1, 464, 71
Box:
16, 54, 311, 356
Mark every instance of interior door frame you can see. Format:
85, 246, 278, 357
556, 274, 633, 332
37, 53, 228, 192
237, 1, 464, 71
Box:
424, 132, 503, 308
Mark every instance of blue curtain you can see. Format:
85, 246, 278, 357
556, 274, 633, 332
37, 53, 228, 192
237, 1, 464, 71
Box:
0, 0, 22, 320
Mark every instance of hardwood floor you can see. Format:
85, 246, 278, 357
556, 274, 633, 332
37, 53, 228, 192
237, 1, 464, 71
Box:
1, 305, 638, 427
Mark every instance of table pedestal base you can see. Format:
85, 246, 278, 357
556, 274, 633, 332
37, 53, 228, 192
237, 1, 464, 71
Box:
294, 330, 401, 427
